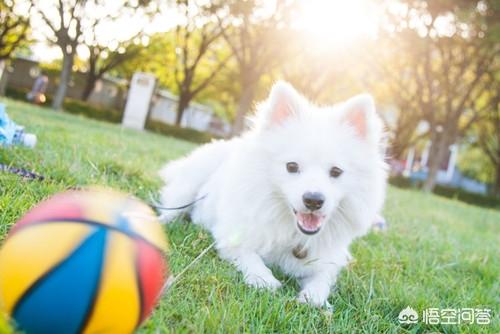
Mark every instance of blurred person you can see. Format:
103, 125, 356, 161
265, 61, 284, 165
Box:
27, 70, 49, 105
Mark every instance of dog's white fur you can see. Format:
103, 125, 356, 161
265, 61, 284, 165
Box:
159, 81, 387, 307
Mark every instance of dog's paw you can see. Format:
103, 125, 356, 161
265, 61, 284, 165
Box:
297, 288, 331, 308
244, 273, 282, 291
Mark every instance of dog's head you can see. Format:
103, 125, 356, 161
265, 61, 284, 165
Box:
253, 81, 385, 236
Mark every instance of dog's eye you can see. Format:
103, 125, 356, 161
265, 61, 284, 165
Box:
330, 166, 343, 178
286, 162, 299, 173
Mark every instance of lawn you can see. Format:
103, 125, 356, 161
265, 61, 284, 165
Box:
0, 98, 498, 334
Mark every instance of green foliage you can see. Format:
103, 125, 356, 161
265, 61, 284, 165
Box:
112, 33, 177, 90
1, 98, 499, 333
388, 175, 414, 189
0, 0, 30, 60
145, 120, 214, 144
42, 56, 89, 73
432, 184, 500, 209
5, 87, 123, 123
112, 31, 237, 121
458, 145, 495, 184
63, 99, 123, 123
3, 86, 26, 101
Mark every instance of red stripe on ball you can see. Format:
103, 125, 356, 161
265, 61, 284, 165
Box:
136, 239, 168, 322
13, 193, 84, 233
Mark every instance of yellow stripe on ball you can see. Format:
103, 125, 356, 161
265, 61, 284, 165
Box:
0, 223, 92, 313
121, 200, 169, 252
83, 231, 140, 334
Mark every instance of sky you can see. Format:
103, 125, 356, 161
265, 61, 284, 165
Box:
25, 0, 380, 63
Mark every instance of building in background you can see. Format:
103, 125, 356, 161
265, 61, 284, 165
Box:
1, 57, 127, 110
400, 142, 488, 194
0, 57, 230, 137
150, 89, 230, 137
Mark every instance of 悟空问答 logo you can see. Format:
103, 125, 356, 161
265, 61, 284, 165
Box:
399, 306, 418, 324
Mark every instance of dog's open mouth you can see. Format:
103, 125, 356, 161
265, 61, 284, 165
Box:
294, 210, 325, 235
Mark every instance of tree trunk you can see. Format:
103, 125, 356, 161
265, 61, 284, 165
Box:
175, 94, 190, 126
422, 134, 452, 192
0, 60, 7, 96
52, 52, 74, 110
232, 81, 257, 136
0, 60, 4, 80
390, 135, 410, 161
390, 117, 419, 160
493, 163, 500, 197
81, 73, 98, 101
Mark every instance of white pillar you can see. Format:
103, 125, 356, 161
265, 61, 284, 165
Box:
421, 141, 431, 169
404, 147, 415, 177
122, 72, 156, 130
446, 144, 458, 182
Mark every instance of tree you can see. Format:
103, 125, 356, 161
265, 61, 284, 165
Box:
363, 35, 424, 160
217, 0, 296, 135
457, 145, 495, 186
81, 39, 142, 101
474, 79, 500, 195
172, 0, 233, 126
33, 0, 85, 110
0, 0, 31, 60
79, 2, 157, 101
33, 0, 154, 110
112, 31, 238, 122
375, 0, 499, 191
110, 33, 177, 88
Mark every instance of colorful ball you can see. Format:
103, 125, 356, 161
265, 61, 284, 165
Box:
0, 188, 169, 334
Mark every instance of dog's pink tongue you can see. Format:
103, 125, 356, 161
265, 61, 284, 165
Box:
297, 212, 322, 229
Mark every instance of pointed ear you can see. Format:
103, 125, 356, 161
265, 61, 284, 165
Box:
263, 81, 303, 127
341, 94, 382, 141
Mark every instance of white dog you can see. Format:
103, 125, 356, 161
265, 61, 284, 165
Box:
159, 81, 387, 307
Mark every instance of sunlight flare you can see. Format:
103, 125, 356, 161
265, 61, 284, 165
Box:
296, 0, 379, 46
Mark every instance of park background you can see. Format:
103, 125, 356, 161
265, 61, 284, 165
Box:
0, 0, 499, 202
0, 0, 499, 333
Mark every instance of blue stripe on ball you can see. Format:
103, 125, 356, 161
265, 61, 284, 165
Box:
13, 227, 107, 334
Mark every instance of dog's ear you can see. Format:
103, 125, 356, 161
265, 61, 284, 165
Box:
265, 81, 303, 126
341, 94, 383, 142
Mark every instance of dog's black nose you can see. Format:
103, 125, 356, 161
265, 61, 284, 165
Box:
302, 192, 325, 211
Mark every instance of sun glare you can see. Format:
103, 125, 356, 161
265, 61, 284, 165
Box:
296, 0, 379, 46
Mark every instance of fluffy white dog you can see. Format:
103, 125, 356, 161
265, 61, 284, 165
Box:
159, 81, 387, 307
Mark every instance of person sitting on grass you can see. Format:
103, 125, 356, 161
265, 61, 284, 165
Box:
27, 70, 49, 105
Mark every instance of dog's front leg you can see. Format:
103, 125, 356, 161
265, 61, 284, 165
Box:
231, 251, 282, 291
297, 269, 338, 308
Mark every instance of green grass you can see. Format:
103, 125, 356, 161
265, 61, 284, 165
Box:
0, 98, 498, 333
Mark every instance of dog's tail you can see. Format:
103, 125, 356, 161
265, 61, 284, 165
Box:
158, 139, 235, 222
